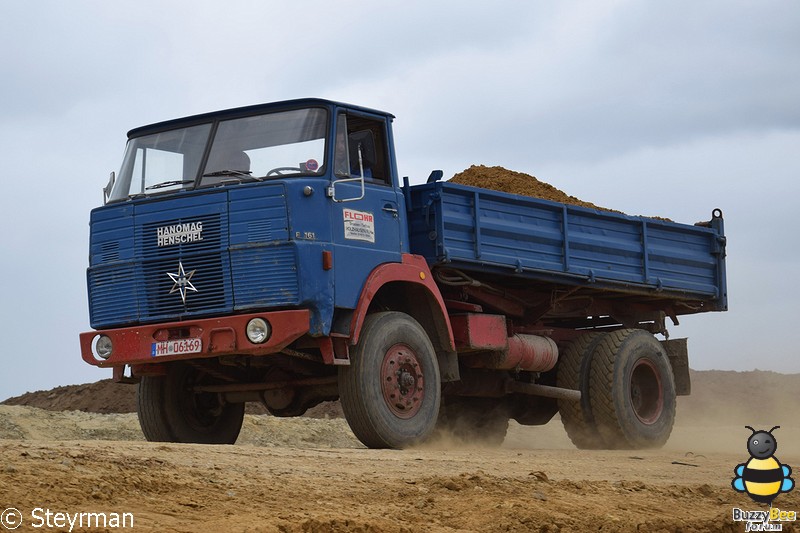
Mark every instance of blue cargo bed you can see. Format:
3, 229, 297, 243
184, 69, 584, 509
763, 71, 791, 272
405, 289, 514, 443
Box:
405, 181, 727, 312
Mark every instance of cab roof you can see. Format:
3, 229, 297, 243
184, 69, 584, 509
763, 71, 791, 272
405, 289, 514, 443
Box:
127, 98, 395, 138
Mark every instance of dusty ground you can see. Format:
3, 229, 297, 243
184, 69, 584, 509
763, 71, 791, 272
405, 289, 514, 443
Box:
1, 371, 799, 532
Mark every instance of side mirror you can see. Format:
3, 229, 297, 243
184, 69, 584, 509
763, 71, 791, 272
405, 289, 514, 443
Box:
103, 171, 115, 204
427, 170, 444, 183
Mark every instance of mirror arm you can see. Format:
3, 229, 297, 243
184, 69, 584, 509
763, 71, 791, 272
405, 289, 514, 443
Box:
103, 171, 116, 204
327, 144, 365, 203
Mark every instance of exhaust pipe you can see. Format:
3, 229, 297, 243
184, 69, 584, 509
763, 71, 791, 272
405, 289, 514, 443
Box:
463, 334, 558, 372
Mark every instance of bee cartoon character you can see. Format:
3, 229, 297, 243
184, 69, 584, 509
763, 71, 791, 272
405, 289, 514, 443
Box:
732, 426, 794, 504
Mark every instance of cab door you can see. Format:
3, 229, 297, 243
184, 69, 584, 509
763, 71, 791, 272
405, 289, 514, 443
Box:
329, 111, 403, 309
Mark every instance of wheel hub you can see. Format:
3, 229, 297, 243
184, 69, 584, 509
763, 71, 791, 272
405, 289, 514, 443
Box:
629, 358, 663, 425
381, 344, 425, 419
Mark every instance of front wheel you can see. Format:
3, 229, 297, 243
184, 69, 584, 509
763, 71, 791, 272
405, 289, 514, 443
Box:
137, 363, 245, 445
338, 312, 441, 449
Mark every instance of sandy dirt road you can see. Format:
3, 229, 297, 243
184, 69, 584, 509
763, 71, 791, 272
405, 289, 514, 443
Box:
1, 407, 799, 533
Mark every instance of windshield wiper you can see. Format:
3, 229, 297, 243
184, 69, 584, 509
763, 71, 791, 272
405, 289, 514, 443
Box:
145, 179, 195, 190
202, 169, 253, 178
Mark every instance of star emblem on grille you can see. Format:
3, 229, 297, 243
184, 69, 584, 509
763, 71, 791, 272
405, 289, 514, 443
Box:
167, 261, 198, 305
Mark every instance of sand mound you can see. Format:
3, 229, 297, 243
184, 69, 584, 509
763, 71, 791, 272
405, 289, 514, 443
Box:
449, 164, 612, 211
2, 380, 138, 414
1, 379, 343, 418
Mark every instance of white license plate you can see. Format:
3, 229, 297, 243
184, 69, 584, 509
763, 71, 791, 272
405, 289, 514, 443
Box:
151, 338, 202, 357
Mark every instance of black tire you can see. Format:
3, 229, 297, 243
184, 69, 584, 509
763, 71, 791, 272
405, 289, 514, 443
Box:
556, 332, 608, 449
138, 363, 245, 445
589, 329, 676, 449
437, 397, 509, 447
338, 312, 441, 449
137, 375, 175, 442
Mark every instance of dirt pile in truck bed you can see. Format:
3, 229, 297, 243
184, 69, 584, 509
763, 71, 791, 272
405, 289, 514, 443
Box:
449, 164, 615, 212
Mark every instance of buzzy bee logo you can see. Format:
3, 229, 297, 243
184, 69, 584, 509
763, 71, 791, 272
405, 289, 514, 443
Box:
733, 426, 794, 504
731, 426, 796, 531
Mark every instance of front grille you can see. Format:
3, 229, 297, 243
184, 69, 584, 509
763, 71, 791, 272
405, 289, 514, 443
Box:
140, 214, 224, 256
142, 253, 229, 320
137, 213, 229, 321
88, 185, 296, 329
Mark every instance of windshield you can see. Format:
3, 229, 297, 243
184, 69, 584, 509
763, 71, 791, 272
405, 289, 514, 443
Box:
109, 124, 212, 201
108, 107, 329, 201
201, 107, 327, 185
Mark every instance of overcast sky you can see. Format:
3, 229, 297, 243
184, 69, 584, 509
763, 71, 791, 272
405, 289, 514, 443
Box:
1, 1, 798, 399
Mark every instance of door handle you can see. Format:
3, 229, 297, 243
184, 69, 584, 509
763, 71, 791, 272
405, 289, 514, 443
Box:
382, 204, 399, 215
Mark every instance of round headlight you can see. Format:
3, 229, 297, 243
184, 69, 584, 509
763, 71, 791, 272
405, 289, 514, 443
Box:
246, 318, 271, 344
94, 335, 113, 360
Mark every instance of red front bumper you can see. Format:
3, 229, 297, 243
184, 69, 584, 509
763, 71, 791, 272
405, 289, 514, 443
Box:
79, 310, 310, 368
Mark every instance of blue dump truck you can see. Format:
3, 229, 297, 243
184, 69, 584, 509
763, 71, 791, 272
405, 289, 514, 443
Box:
79, 99, 727, 450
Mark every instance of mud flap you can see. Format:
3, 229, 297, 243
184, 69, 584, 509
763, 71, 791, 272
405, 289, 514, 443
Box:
661, 338, 690, 396
437, 350, 460, 382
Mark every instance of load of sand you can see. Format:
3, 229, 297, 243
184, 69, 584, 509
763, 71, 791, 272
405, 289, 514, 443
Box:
448, 164, 611, 211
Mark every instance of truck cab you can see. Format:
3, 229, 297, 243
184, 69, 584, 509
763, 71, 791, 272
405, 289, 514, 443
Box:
81, 99, 454, 447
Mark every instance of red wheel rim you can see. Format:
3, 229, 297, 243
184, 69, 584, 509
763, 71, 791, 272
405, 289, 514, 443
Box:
629, 358, 663, 425
380, 343, 425, 419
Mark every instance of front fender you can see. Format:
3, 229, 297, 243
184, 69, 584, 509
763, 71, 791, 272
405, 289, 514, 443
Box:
349, 254, 454, 353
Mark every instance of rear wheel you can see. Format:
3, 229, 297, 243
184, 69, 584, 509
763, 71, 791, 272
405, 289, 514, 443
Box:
556, 332, 608, 449
137, 363, 245, 445
338, 312, 441, 449
589, 329, 676, 449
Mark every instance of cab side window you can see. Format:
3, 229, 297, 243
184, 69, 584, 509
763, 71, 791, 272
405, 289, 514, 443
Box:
334, 113, 391, 186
